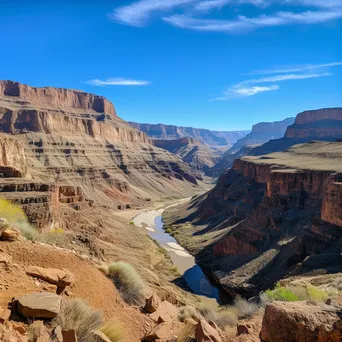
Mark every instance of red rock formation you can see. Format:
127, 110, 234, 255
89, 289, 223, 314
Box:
192, 141, 342, 296
0, 80, 116, 117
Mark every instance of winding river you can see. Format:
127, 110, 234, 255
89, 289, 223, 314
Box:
133, 206, 224, 303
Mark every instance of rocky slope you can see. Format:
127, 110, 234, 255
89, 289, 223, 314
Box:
153, 137, 222, 174
164, 141, 342, 297
0, 80, 202, 231
129, 122, 249, 147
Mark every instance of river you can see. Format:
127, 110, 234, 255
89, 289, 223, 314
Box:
133, 206, 225, 303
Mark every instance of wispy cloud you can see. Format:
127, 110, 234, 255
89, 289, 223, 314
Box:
215, 85, 279, 100
109, 0, 196, 26
214, 72, 332, 100
250, 62, 342, 74
164, 10, 342, 32
84, 78, 151, 86
195, 0, 267, 12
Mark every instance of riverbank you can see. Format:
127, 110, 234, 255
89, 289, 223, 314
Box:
132, 199, 226, 304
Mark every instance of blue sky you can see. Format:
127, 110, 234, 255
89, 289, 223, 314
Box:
0, 0, 341, 130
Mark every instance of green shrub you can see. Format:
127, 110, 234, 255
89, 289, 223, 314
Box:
265, 283, 299, 302
107, 262, 145, 306
307, 285, 328, 301
99, 322, 122, 342
0, 198, 39, 240
52, 299, 103, 342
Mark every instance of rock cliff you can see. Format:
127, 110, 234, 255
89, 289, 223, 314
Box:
129, 122, 249, 146
165, 141, 342, 297
0, 81, 201, 231
209, 117, 295, 177
153, 137, 222, 174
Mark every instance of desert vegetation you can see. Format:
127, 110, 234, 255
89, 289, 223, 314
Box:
99, 261, 146, 305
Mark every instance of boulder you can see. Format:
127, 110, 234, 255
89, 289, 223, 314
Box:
261, 301, 342, 342
25, 266, 75, 288
16, 292, 61, 319
195, 319, 222, 342
144, 320, 181, 342
0, 228, 19, 241
0, 308, 11, 323
145, 294, 161, 313
149, 300, 178, 323
92, 330, 111, 342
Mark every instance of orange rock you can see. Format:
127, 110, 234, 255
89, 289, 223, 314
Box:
144, 294, 161, 313
0, 308, 11, 323
0, 229, 20, 241
149, 300, 178, 323
26, 266, 75, 287
9, 321, 27, 335
195, 319, 222, 342
61, 330, 77, 342
261, 301, 342, 342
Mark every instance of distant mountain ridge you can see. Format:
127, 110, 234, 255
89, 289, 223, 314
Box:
129, 122, 249, 146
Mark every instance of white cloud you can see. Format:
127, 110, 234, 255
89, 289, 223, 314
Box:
215, 85, 279, 100
242, 72, 332, 83
214, 72, 332, 100
163, 10, 342, 32
109, 0, 196, 26
84, 78, 151, 86
195, 0, 267, 12
251, 62, 342, 74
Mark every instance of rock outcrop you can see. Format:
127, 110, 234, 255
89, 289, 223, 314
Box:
16, 292, 61, 318
251, 108, 342, 155
129, 122, 249, 146
228, 117, 295, 154
167, 141, 342, 296
0, 81, 201, 231
153, 137, 222, 174
261, 301, 342, 342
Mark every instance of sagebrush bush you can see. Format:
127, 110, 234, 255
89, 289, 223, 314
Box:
265, 283, 299, 302
28, 321, 45, 342
0, 198, 39, 240
99, 322, 122, 342
178, 306, 201, 322
233, 296, 258, 319
199, 305, 237, 328
52, 299, 103, 342
107, 262, 146, 306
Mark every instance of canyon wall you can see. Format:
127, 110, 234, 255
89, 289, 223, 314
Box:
129, 121, 249, 146
0, 81, 200, 231
0, 80, 116, 117
181, 141, 342, 296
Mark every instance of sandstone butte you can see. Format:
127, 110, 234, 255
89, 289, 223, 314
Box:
0, 80, 203, 231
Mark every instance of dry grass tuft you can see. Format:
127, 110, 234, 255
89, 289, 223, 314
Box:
107, 262, 146, 306
99, 322, 123, 342
178, 306, 201, 322
199, 305, 237, 328
52, 299, 103, 342
177, 323, 196, 342
233, 296, 258, 319
28, 321, 45, 342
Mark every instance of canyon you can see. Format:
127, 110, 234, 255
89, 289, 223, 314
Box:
129, 122, 249, 147
0, 80, 203, 231
164, 107, 342, 299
